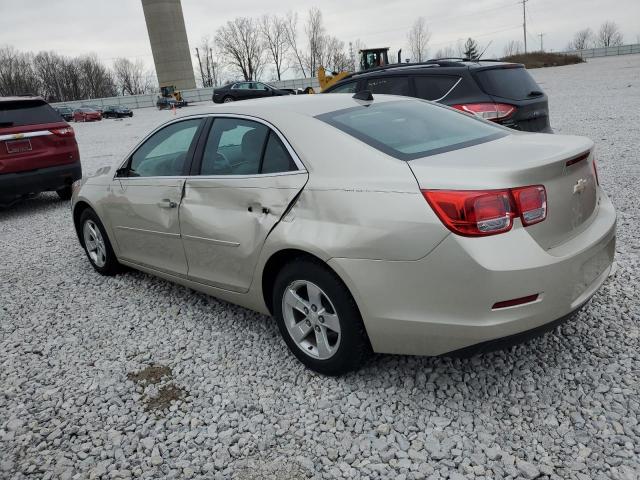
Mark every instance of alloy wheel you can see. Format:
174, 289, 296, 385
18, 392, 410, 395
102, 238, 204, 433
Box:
282, 280, 341, 360
83, 219, 107, 268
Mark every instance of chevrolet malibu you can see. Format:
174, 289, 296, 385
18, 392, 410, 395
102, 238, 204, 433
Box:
71, 94, 616, 375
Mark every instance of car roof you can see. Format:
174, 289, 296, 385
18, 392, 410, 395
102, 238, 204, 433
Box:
0, 96, 46, 103
181, 93, 410, 119
332, 60, 521, 83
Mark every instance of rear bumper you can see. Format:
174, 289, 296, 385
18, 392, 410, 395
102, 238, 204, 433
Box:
329, 193, 616, 356
0, 160, 82, 197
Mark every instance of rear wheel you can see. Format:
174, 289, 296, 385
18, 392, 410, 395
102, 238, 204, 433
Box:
56, 186, 72, 200
273, 259, 370, 375
79, 209, 121, 276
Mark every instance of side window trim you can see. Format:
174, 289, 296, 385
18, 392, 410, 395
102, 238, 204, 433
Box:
116, 117, 206, 179
191, 114, 307, 178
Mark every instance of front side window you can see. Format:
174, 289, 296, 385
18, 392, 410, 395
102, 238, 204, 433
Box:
317, 100, 507, 160
200, 118, 297, 175
364, 77, 410, 96
129, 119, 201, 177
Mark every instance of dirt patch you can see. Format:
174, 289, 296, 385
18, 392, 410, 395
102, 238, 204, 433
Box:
127, 364, 172, 385
143, 384, 186, 411
501, 52, 584, 69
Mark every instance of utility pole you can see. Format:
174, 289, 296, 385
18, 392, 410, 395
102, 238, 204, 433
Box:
538, 33, 545, 51
195, 48, 205, 87
521, 0, 528, 54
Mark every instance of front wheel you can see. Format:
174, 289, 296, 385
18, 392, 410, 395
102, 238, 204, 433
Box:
79, 209, 121, 276
273, 259, 370, 375
222, 96, 234, 103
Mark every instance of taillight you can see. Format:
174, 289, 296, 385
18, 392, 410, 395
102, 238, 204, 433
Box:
592, 159, 599, 185
422, 185, 547, 237
511, 185, 547, 226
452, 103, 515, 121
50, 127, 75, 137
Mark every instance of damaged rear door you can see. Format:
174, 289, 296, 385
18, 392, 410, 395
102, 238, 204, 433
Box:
179, 115, 308, 293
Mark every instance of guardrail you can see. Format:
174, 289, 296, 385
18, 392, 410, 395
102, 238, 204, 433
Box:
50, 77, 320, 110
559, 43, 640, 59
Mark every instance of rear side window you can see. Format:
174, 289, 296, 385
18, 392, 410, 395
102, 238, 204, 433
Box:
414, 76, 460, 101
328, 82, 358, 94
475, 67, 541, 100
261, 132, 297, 174
364, 77, 410, 96
0, 100, 62, 128
317, 100, 506, 160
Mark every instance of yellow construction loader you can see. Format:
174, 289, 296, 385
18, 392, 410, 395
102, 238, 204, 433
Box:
315, 47, 401, 92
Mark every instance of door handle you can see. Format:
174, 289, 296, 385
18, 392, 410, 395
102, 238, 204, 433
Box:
158, 199, 177, 208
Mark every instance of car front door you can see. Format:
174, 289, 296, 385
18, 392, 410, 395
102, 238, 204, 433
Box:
179, 115, 308, 292
105, 118, 204, 276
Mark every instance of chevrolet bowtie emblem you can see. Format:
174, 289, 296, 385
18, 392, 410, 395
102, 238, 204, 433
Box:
12, 133, 25, 139
573, 178, 588, 194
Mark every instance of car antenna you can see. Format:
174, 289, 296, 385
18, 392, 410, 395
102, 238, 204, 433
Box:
476, 41, 492, 62
353, 90, 374, 102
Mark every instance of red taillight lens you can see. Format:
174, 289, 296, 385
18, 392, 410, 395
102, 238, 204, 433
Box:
422, 190, 516, 236
50, 127, 75, 137
422, 185, 547, 236
511, 185, 547, 226
452, 103, 515, 121
593, 159, 599, 185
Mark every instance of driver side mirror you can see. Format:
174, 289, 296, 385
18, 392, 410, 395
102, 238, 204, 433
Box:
264, 87, 269, 91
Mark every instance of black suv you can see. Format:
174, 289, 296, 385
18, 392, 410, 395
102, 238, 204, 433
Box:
323, 59, 551, 133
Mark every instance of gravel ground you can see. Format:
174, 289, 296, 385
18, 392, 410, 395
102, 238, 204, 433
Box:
1, 54, 639, 480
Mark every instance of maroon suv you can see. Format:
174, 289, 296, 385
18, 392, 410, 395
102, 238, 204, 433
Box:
0, 96, 81, 203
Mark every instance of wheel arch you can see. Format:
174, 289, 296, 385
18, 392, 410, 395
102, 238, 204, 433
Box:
261, 248, 358, 318
72, 200, 93, 247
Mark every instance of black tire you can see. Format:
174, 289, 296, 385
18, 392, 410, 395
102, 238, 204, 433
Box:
272, 258, 370, 375
56, 186, 72, 200
78, 209, 121, 276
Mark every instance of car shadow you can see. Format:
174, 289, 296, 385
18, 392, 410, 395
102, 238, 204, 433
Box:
0, 193, 69, 220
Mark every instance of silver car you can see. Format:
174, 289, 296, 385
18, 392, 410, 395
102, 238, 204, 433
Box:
71, 94, 616, 375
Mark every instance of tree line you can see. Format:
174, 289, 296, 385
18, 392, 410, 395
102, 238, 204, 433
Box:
0, 46, 156, 102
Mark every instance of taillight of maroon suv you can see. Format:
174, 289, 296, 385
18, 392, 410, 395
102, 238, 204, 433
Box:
0, 96, 81, 203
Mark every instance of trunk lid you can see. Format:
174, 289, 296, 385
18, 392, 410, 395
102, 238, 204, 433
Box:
409, 132, 598, 249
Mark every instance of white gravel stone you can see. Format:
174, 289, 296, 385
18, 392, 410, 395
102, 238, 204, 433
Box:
1, 54, 640, 480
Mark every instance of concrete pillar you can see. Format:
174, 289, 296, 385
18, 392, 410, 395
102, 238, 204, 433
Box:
141, 0, 196, 91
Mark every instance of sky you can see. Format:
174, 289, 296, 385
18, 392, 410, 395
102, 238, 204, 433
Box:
1, 0, 639, 81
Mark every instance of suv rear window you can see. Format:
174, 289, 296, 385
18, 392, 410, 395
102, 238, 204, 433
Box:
0, 99, 62, 128
317, 99, 506, 160
475, 66, 541, 100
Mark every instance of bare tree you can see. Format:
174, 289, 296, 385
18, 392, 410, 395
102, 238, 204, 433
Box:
0, 47, 40, 97
503, 40, 523, 57
568, 28, 594, 50
407, 17, 431, 62
283, 11, 307, 77
433, 45, 456, 59
196, 37, 223, 87
113, 58, 152, 95
76, 54, 116, 98
304, 7, 325, 75
320, 36, 350, 72
215, 17, 265, 81
597, 21, 623, 47
260, 14, 289, 81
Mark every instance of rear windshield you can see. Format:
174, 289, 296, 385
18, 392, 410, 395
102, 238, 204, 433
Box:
316, 100, 506, 160
0, 99, 62, 127
475, 66, 541, 100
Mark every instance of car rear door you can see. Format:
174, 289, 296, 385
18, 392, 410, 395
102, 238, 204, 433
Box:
0, 98, 78, 175
179, 115, 308, 293
105, 118, 205, 276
